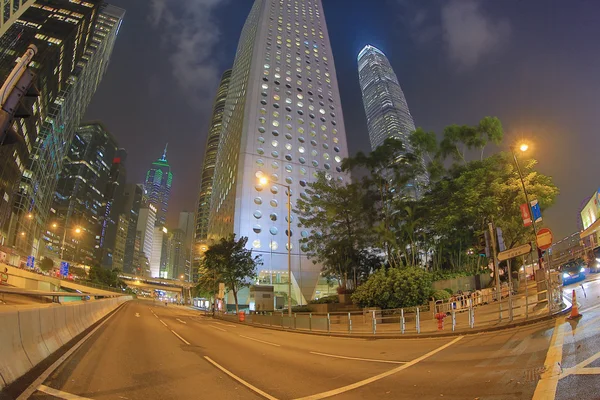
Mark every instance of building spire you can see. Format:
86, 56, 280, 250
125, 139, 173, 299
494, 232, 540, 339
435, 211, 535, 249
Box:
161, 143, 168, 161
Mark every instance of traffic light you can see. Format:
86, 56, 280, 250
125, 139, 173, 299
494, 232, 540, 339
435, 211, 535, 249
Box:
477, 234, 486, 256
0, 44, 39, 147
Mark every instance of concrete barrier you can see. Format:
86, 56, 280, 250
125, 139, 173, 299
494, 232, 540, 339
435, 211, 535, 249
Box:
0, 296, 131, 391
18, 308, 51, 366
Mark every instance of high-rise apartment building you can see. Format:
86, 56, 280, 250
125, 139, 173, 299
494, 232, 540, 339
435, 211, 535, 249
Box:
47, 122, 118, 265
208, 0, 350, 305
144, 145, 172, 227
358, 44, 416, 151
0, 1, 124, 261
194, 70, 231, 253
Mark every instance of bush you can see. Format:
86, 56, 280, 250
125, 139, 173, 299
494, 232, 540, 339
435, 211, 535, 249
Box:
432, 270, 471, 281
431, 290, 451, 301
443, 288, 453, 295
309, 295, 339, 304
291, 305, 311, 313
351, 267, 433, 309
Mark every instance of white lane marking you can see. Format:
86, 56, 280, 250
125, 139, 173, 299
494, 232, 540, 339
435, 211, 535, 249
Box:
135, 313, 140, 318
176, 318, 187, 324
532, 318, 566, 400
208, 324, 227, 332
309, 351, 406, 364
214, 321, 236, 328
160, 319, 168, 327
294, 336, 463, 400
204, 356, 279, 400
561, 349, 600, 378
37, 385, 93, 400
567, 367, 600, 375
171, 330, 191, 345
239, 334, 281, 347
16, 302, 129, 400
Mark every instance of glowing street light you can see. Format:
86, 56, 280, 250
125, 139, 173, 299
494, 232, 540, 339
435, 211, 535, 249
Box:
258, 176, 293, 317
74, 227, 81, 234
519, 143, 529, 152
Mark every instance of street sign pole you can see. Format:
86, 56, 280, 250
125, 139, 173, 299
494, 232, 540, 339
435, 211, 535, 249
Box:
489, 222, 502, 320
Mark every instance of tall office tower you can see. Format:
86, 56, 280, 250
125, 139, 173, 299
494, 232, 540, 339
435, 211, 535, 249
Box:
357, 44, 428, 193
122, 183, 143, 273
48, 122, 118, 265
0, 0, 36, 37
144, 145, 172, 227
112, 213, 129, 270
170, 228, 186, 280
208, 0, 350, 305
194, 69, 231, 259
150, 225, 171, 278
98, 148, 127, 268
358, 45, 416, 151
1, 2, 124, 260
177, 211, 194, 280
136, 203, 156, 275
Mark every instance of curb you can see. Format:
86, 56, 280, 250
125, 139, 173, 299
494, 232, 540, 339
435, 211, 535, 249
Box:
211, 303, 572, 340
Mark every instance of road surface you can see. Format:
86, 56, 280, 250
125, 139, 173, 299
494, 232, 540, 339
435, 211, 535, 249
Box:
5, 275, 600, 400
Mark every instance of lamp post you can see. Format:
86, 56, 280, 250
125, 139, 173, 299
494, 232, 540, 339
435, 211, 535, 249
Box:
510, 143, 544, 269
259, 176, 292, 317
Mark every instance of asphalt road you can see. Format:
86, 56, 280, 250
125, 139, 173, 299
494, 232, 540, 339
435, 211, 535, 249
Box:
8, 276, 600, 400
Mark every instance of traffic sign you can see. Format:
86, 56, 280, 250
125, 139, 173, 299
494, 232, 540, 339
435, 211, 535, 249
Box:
536, 228, 553, 250
60, 261, 69, 277
26, 256, 35, 268
498, 243, 532, 261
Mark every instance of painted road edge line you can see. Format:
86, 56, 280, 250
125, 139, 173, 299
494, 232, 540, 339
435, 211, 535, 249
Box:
37, 384, 94, 400
239, 334, 281, 347
204, 356, 279, 400
532, 318, 565, 400
16, 302, 128, 400
309, 351, 406, 364
171, 330, 191, 345
176, 318, 187, 324
293, 336, 464, 400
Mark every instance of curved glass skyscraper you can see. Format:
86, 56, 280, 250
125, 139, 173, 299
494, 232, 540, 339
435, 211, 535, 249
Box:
358, 44, 416, 151
144, 145, 172, 227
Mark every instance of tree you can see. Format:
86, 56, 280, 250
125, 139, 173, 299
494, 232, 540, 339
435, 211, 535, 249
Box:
351, 267, 433, 309
39, 257, 54, 272
295, 172, 381, 289
439, 116, 504, 164
200, 235, 261, 313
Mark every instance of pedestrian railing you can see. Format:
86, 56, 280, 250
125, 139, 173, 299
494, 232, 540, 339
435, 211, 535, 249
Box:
214, 281, 566, 336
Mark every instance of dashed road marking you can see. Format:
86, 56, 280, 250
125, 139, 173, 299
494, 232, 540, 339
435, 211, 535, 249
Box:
204, 356, 279, 400
176, 318, 187, 324
159, 319, 168, 327
214, 321, 237, 328
532, 318, 566, 400
208, 324, 227, 332
239, 334, 281, 347
171, 330, 191, 345
309, 351, 407, 364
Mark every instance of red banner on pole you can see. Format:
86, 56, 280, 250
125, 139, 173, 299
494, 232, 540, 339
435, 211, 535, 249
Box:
520, 203, 532, 227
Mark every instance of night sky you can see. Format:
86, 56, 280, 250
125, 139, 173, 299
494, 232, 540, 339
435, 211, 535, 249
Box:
84, 0, 600, 241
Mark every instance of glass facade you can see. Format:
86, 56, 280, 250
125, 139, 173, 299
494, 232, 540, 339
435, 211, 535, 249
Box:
144, 146, 172, 228
208, 0, 350, 305
0, 0, 35, 38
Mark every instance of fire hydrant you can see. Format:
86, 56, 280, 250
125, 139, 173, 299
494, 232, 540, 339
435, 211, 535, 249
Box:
435, 312, 447, 331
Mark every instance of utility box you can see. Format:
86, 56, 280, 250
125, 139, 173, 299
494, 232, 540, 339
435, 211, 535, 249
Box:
249, 285, 274, 312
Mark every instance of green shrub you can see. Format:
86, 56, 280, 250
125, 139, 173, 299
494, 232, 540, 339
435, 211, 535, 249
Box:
291, 305, 311, 313
431, 290, 451, 301
443, 288, 453, 295
351, 267, 433, 309
309, 295, 339, 304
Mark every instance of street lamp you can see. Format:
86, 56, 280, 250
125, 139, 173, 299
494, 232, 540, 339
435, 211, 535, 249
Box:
258, 176, 292, 317
510, 142, 543, 268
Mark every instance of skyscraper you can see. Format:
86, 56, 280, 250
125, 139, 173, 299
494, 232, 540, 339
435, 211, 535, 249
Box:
144, 145, 172, 227
208, 0, 350, 305
46, 122, 117, 265
358, 44, 416, 151
194, 69, 231, 254
122, 183, 143, 273
0, 1, 124, 260
136, 203, 156, 276
0, 0, 36, 37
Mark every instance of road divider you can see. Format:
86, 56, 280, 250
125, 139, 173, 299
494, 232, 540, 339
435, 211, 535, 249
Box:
0, 296, 131, 391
